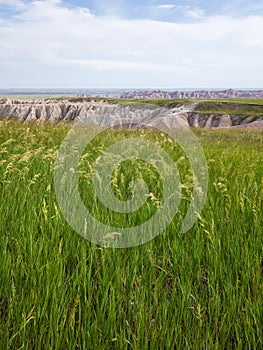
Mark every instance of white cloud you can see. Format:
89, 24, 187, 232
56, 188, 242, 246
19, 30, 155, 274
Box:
0, 1, 263, 88
0, 0, 26, 10
184, 6, 206, 19
156, 4, 176, 10
153, 4, 205, 19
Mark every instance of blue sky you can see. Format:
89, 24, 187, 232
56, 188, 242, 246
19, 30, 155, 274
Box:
70, 0, 263, 20
0, 0, 263, 88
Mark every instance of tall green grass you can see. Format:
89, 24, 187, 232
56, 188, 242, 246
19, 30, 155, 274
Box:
0, 119, 262, 349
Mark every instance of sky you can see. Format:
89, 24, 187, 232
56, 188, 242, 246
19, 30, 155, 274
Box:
0, 0, 263, 88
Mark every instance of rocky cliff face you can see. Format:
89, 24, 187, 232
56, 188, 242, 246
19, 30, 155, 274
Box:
0, 98, 114, 121
187, 113, 263, 128
0, 98, 262, 129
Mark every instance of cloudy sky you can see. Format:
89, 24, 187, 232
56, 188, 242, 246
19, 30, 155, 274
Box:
0, 0, 263, 88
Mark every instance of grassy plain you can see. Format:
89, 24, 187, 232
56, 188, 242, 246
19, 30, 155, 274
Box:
193, 101, 263, 118
0, 118, 262, 349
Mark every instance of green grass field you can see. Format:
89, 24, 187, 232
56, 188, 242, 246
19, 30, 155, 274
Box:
193, 101, 263, 118
0, 118, 262, 349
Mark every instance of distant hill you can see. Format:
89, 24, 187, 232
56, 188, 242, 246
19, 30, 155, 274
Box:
120, 89, 263, 99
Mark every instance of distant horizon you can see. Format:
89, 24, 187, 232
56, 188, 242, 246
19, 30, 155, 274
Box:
1, 87, 263, 91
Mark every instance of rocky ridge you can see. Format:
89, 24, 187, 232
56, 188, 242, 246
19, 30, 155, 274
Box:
120, 89, 263, 99
0, 98, 114, 121
0, 98, 262, 129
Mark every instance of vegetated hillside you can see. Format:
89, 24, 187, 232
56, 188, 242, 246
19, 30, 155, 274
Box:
193, 101, 263, 116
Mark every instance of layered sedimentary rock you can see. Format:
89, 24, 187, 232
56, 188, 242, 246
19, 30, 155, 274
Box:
0, 98, 262, 129
187, 113, 263, 128
0, 98, 114, 121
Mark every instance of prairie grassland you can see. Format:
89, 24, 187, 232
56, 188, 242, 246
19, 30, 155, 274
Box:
193, 101, 263, 118
54, 96, 263, 108
0, 118, 262, 349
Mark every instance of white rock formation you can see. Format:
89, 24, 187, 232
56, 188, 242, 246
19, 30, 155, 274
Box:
0, 98, 262, 129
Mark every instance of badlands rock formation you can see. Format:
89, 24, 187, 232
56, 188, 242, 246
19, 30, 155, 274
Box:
120, 89, 263, 99
187, 113, 263, 128
0, 98, 114, 121
0, 98, 262, 129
